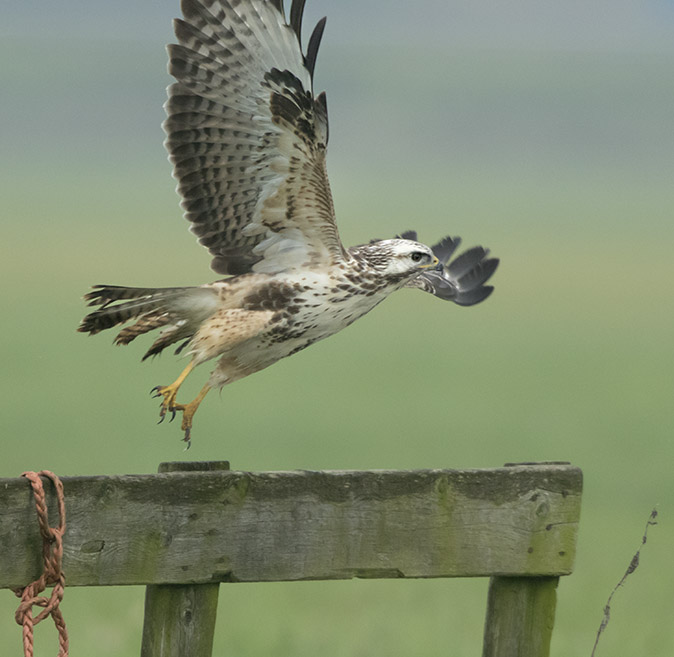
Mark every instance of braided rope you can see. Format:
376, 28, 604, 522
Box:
14, 470, 69, 657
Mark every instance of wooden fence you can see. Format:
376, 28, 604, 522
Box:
1, 461, 582, 657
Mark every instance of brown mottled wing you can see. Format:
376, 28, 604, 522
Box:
164, 0, 346, 275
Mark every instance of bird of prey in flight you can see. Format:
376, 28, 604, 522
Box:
79, 0, 499, 446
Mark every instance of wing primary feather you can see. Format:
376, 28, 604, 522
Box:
305, 17, 327, 80
290, 0, 307, 45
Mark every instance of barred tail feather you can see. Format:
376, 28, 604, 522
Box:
78, 284, 218, 359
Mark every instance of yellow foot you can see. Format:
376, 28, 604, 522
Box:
151, 383, 181, 423
172, 402, 198, 448
151, 361, 196, 424
154, 382, 211, 448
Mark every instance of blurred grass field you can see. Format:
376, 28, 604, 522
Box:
2, 17, 674, 657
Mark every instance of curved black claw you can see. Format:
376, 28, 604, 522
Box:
157, 399, 172, 425
151, 386, 163, 399
182, 427, 192, 450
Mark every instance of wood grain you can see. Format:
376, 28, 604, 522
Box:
140, 461, 225, 657
0, 463, 582, 589
482, 576, 559, 657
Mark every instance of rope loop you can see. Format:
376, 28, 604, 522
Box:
14, 470, 69, 657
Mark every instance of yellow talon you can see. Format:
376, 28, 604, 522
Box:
152, 362, 211, 445
172, 384, 211, 447
152, 361, 195, 422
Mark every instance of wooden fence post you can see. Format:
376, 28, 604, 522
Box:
481, 461, 570, 657
482, 576, 558, 657
140, 461, 229, 657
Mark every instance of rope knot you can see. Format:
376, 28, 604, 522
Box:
14, 470, 69, 657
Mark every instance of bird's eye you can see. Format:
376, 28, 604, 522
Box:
410, 252, 425, 263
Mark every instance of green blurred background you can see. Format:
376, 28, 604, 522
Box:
2, 0, 673, 654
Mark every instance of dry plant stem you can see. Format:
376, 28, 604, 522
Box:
590, 508, 658, 657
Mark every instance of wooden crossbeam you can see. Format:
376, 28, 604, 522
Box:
0, 462, 581, 590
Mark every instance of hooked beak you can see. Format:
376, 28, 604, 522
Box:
420, 256, 443, 271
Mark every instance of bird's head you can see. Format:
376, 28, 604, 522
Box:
356, 239, 441, 282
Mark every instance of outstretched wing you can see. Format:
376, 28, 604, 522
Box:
402, 233, 499, 306
164, 0, 346, 275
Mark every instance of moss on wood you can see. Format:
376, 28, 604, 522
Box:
0, 463, 582, 589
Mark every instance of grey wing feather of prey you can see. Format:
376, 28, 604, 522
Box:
405, 236, 499, 306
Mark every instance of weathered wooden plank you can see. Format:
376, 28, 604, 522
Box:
0, 463, 582, 588
482, 576, 559, 657
140, 462, 224, 657
140, 584, 219, 657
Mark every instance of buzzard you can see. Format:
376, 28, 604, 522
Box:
79, 0, 499, 446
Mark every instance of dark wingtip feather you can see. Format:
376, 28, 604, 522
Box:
305, 17, 326, 80
290, 0, 307, 45
180, 0, 202, 23
396, 230, 418, 241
